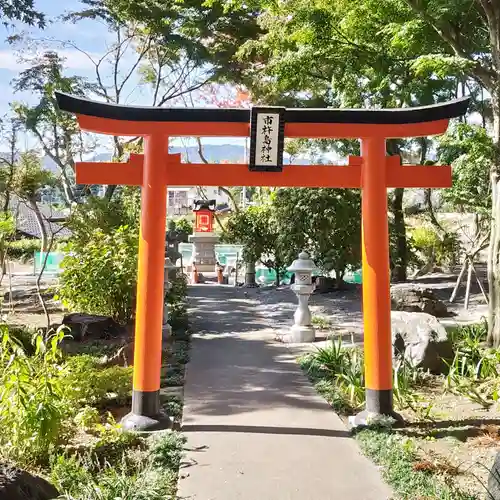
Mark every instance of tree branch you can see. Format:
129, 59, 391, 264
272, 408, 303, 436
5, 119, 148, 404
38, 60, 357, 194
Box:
195, 137, 240, 213
405, 0, 496, 89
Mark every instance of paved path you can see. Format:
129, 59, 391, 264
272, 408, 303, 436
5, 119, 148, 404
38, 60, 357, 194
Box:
177, 284, 392, 500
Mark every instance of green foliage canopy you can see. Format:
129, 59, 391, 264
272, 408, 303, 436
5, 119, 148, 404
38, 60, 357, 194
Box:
438, 123, 496, 215
0, 0, 45, 27
272, 188, 361, 279
223, 203, 283, 265
58, 225, 138, 323
223, 188, 361, 281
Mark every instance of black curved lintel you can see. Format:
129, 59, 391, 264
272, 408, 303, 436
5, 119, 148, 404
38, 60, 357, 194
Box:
55, 92, 470, 125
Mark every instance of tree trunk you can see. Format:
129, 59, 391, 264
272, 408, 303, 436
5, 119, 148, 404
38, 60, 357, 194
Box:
424, 187, 444, 233
335, 267, 345, 289
28, 198, 48, 253
245, 260, 256, 286
274, 264, 280, 286
487, 89, 500, 346
105, 184, 117, 200
387, 140, 407, 282
60, 167, 75, 206
391, 187, 407, 282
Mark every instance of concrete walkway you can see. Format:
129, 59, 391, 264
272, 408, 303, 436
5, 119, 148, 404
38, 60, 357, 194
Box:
177, 284, 392, 500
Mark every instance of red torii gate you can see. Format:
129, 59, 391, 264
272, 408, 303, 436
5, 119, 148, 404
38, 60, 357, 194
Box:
56, 93, 469, 430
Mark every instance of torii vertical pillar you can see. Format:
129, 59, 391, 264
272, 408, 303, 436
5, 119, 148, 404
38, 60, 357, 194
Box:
122, 135, 172, 430
359, 136, 394, 421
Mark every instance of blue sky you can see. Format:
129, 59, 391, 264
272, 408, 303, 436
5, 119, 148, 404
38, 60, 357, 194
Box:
0, 0, 246, 151
0, 0, 107, 113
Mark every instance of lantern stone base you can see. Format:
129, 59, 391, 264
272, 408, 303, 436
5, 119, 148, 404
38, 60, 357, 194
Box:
121, 411, 173, 433
189, 233, 219, 271
282, 324, 316, 343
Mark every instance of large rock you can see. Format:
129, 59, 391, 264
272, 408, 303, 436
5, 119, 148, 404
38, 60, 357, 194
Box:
488, 452, 500, 499
98, 342, 134, 367
391, 311, 454, 374
312, 276, 337, 293
0, 462, 59, 500
390, 284, 449, 317
61, 313, 123, 341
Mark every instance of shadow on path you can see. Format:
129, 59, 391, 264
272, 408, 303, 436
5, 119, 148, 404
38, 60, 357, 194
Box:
178, 284, 393, 500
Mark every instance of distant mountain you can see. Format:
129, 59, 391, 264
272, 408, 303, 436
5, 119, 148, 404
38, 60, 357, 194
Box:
2, 143, 314, 174
52, 144, 313, 167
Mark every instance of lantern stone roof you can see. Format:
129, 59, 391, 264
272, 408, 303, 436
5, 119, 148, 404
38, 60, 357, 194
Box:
193, 199, 216, 212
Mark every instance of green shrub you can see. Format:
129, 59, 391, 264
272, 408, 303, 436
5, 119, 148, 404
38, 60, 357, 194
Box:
85, 420, 143, 469
0, 327, 73, 466
54, 463, 177, 500
445, 321, 497, 380
51, 432, 185, 500
174, 218, 193, 241
443, 321, 500, 408
311, 315, 332, 330
6, 325, 38, 355
73, 406, 101, 431
6, 238, 41, 262
149, 432, 186, 470
356, 430, 475, 499
448, 321, 487, 346
410, 225, 460, 269
300, 338, 366, 412
166, 272, 189, 330
64, 355, 133, 407
0, 326, 132, 467
58, 225, 138, 323
301, 337, 426, 414
162, 396, 183, 419
66, 195, 138, 245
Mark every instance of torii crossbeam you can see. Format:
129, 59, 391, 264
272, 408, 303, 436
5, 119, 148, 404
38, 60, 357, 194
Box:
56, 92, 469, 430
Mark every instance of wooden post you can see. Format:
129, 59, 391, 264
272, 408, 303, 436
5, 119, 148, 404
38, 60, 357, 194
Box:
122, 134, 169, 431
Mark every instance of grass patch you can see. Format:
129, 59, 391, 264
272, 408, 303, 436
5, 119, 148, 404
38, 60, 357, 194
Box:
0, 280, 191, 497
355, 429, 476, 499
51, 431, 186, 500
299, 322, 500, 499
311, 315, 332, 330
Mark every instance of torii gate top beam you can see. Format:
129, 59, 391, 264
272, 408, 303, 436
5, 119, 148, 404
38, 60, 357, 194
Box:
55, 92, 470, 139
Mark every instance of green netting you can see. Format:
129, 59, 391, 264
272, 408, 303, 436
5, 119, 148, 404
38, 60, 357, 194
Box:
34, 252, 64, 274
344, 270, 362, 284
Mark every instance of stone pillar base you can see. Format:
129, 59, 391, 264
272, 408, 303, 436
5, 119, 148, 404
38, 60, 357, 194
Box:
282, 324, 315, 343
348, 409, 403, 430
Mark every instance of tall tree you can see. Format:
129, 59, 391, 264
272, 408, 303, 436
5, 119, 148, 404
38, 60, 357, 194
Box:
233, 0, 459, 283
11, 151, 54, 252
272, 188, 361, 284
0, 116, 21, 214
12, 52, 94, 206
223, 204, 285, 285
30, 5, 220, 199
399, 0, 500, 345
67, 0, 260, 83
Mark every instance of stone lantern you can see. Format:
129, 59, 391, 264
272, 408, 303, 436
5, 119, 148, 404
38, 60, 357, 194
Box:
285, 251, 316, 343
163, 256, 177, 338
189, 199, 219, 272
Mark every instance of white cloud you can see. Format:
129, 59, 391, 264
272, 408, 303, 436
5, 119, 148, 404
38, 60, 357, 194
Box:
0, 50, 25, 71
0, 48, 101, 72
